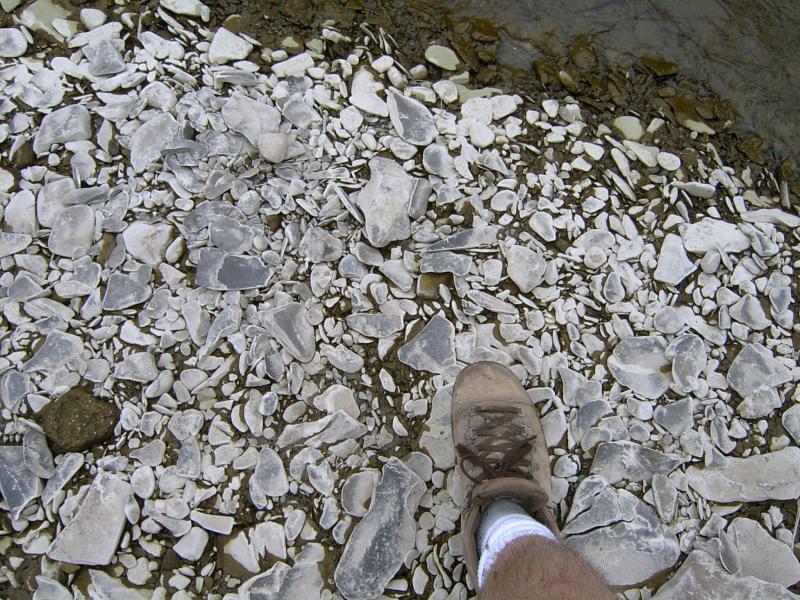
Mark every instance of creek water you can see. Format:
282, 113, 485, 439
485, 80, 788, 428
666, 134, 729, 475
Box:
418, 0, 800, 162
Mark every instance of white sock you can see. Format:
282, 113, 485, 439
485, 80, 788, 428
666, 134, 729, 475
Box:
475, 499, 557, 588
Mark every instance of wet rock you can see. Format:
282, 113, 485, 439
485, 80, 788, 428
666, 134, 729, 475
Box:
48, 472, 133, 565
346, 314, 404, 338
196, 248, 272, 291
397, 313, 456, 374
651, 549, 800, 600
122, 222, 173, 266
506, 245, 546, 292
0, 446, 42, 519
24, 330, 83, 373
356, 157, 414, 247
681, 218, 750, 254
208, 27, 252, 64
102, 273, 151, 310
334, 459, 425, 599
686, 447, 800, 502
724, 517, 800, 586
388, 92, 437, 146
36, 389, 119, 453
654, 233, 695, 286
33, 105, 92, 155
263, 303, 316, 363
0, 28, 27, 57
48, 205, 95, 258
130, 113, 178, 173
590, 441, 682, 484
608, 336, 672, 399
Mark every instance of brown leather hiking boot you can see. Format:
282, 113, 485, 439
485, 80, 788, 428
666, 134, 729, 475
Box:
451, 361, 559, 585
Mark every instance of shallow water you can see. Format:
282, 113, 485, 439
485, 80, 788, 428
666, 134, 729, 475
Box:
421, 0, 800, 162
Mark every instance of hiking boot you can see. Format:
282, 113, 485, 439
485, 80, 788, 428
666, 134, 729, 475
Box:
451, 361, 559, 584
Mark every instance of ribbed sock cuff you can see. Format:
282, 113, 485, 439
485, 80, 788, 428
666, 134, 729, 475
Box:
476, 500, 557, 588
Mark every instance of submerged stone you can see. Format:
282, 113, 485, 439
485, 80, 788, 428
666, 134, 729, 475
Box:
334, 459, 425, 599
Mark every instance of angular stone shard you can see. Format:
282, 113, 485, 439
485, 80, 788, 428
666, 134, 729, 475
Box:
727, 343, 791, 398
725, 517, 800, 587
24, 330, 83, 373
122, 222, 173, 265
590, 441, 682, 485
208, 27, 252, 64
681, 218, 750, 254
565, 489, 680, 587
277, 411, 367, 448
0, 232, 32, 258
608, 336, 672, 399
48, 472, 133, 565
654, 233, 696, 286
420, 251, 472, 276
250, 448, 289, 506
102, 273, 151, 310
424, 226, 499, 253
397, 313, 456, 374
729, 295, 771, 331
387, 92, 437, 146
346, 314, 404, 338
665, 333, 706, 394
0, 446, 42, 519
48, 205, 95, 258
33, 105, 92, 155
299, 227, 343, 263
263, 303, 316, 363
419, 387, 455, 469
651, 549, 800, 600
686, 447, 800, 502
240, 545, 324, 600
334, 459, 425, 600
355, 158, 414, 248
130, 113, 178, 173
196, 248, 272, 291
506, 245, 546, 293
0, 28, 27, 58
222, 94, 281, 146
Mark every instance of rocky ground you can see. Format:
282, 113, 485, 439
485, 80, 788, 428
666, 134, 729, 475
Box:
1, 0, 800, 599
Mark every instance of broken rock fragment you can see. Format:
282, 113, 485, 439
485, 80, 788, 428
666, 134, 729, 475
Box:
33, 105, 92, 155
262, 303, 316, 363
397, 313, 456, 374
356, 157, 414, 247
334, 459, 425, 599
196, 248, 272, 291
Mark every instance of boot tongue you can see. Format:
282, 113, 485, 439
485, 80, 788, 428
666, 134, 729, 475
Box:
471, 477, 550, 513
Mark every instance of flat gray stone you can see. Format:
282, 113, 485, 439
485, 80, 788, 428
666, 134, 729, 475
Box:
506, 245, 546, 293
48, 472, 132, 565
334, 459, 425, 600
651, 549, 800, 600
23, 330, 83, 373
122, 222, 173, 265
0, 446, 42, 519
397, 313, 456, 374
196, 248, 272, 291
356, 158, 414, 248
590, 441, 682, 485
725, 517, 800, 587
0, 232, 32, 258
424, 226, 499, 253
420, 251, 473, 276
221, 94, 280, 146
263, 303, 315, 363
299, 227, 343, 263
48, 205, 95, 258
727, 343, 792, 398
681, 218, 751, 253
346, 314, 404, 338
0, 28, 27, 57
130, 113, 178, 173
608, 336, 672, 399
654, 233, 696, 286
33, 105, 92, 155
387, 92, 437, 146
102, 273, 151, 310
665, 333, 706, 394
654, 398, 694, 436
208, 27, 252, 64
250, 448, 289, 506
686, 447, 800, 502
240, 545, 324, 600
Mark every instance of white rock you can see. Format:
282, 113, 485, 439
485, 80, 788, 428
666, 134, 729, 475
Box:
612, 116, 644, 140
387, 92, 437, 146
654, 233, 696, 286
424, 45, 459, 70
258, 132, 290, 163
506, 245, 546, 292
130, 113, 179, 173
272, 52, 314, 77
681, 218, 750, 253
0, 28, 28, 57
173, 527, 209, 562
48, 205, 94, 258
160, 0, 209, 20
356, 157, 414, 247
33, 105, 92, 155
123, 222, 173, 266
657, 151, 681, 171
725, 517, 800, 587
208, 27, 253, 64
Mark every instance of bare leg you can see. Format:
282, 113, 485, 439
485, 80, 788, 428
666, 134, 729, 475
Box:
480, 535, 615, 600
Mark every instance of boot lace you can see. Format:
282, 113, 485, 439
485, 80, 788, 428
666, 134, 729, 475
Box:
456, 406, 537, 484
